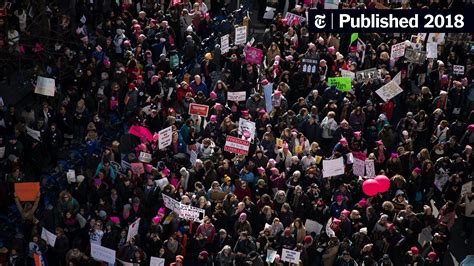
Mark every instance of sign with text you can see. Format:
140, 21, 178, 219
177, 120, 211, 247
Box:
281, 248, 301, 264
35, 76, 55, 97
245, 47, 263, 65
327, 77, 352, 92
285, 12, 306, 26
355, 68, 380, 82
138, 152, 152, 163
158, 126, 172, 149
323, 157, 344, 177
126, 218, 140, 242
238, 118, 256, 142
188, 103, 209, 117
224, 136, 250, 156
91, 243, 116, 264
453, 65, 465, 75
376, 80, 403, 102
227, 91, 246, 102
390, 42, 406, 59
41, 228, 57, 247
300, 57, 318, 74
179, 204, 205, 222
235, 26, 247, 45
221, 34, 229, 54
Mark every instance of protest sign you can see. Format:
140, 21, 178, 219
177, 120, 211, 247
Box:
346, 152, 354, 164
221, 34, 229, 54
324, 0, 340, 9
91, 243, 116, 264
263, 7, 276, 19
67, 169, 76, 183
393, 71, 402, 85
461, 181, 472, 196
15, 182, 40, 201
434, 170, 449, 191
227, 91, 246, 102
427, 33, 445, 44
453, 65, 465, 75
117, 259, 137, 266
355, 68, 380, 82
340, 69, 355, 80
188, 103, 209, 117
263, 83, 273, 113
390, 42, 406, 59
224, 136, 250, 156
405, 48, 427, 64
238, 118, 256, 142
35, 76, 55, 97
353, 158, 365, 177
285, 12, 306, 26
426, 43, 438, 58
376, 81, 403, 102
235, 26, 247, 45
26, 126, 41, 141
138, 152, 152, 163
418, 227, 433, 246
305, 219, 323, 234
150, 257, 165, 266
41, 228, 57, 247
190, 150, 197, 166
323, 157, 344, 177
0, 146, 5, 158
266, 250, 277, 263
365, 160, 376, 178
245, 47, 263, 64
281, 248, 301, 264
179, 204, 205, 222
121, 160, 131, 172
353, 152, 366, 161
162, 194, 180, 213
130, 162, 144, 175
327, 77, 352, 92
126, 218, 140, 242
158, 126, 172, 149
300, 57, 318, 74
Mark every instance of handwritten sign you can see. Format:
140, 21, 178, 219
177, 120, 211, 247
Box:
281, 248, 301, 264
353, 158, 365, 177
376, 81, 403, 102
158, 126, 172, 149
138, 152, 152, 163
227, 91, 246, 102
305, 219, 323, 234
179, 204, 205, 222
263, 7, 276, 20
340, 69, 355, 80
41, 228, 57, 247
426, 42, 437, 59
365, 160, 376, 178
130, 162, 144, 175
162, 194, 180, 213
150, 257, 165, 266
221, 34, 229, 54
327, 77, 352, 92
323, 157, 344, 177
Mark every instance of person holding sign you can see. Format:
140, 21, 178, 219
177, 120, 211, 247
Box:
14, 191, 41, 237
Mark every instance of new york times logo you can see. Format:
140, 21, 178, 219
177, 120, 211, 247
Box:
307, 9, 471, 33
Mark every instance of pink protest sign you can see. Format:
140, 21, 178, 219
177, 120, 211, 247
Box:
245, 47, 263, 65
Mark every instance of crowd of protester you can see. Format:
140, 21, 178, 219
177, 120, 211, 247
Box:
1, 0, 474, 265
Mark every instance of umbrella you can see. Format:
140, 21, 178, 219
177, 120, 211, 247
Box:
128, 125, 153, 142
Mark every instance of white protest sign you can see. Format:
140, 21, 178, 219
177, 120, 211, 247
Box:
365, 160, 376, 178
376, 81, 403, 102
323, 157, 344, 177
346, 152, 354, 164
390, 42, 406, 59
393, 71, 402, 85
263, 7, 276, 20
162, 194, 180, 213
158, 126, 172, 149
26, 126, 41, 141
340, 69, 355, 80
238, 118, 256, 142
67, 169, 76, 183
235, 26, 247, 45
453, 65, 465, 75
326, 217, 336, 237
76, 213, 87, 228
461, 181, 472, 196
0, 147, 5, 158
35, 76, 56, 97
353, 158, 365, 177
264, 83, 273, 113
126, 218, 140, 242
281, 248, 301, 264
305, 219, 323, 234
418, 227, 433, 246
179, 204, 205, 222
227, 91, 246, 102
138, 152, 152, 163
190, 150, 198, 166
426, 42, 438, 59
41, 228, 57, 247
266, 250, 277, 263
221, 34, 229, 54
91, 243, 116, 264
150, 256, 165, 266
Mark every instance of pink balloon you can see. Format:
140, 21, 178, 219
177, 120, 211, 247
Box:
362, 179, 380, 197
375, 175, 390, 193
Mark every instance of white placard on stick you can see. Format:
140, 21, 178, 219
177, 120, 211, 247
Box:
162, 194, 180, 213
227, 91, 246, 102
376, 81, 403, 102
323, 157, 344, 177
35, 76, 56, 97
90, 243, 116, 264
67, 169, 76, 183
235, 26, 247, 45
179, 204, 205, 222
263, 7, 276, 20
158, 126, 172, 149
41, 227, 57, 247
281, 248, 301, 264
340, 69, 355, 80
126, 218, 140, 242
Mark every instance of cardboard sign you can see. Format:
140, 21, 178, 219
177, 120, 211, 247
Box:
15, 182, 40, 201
391, 42, 406, 59
426, 43, 438, 59
26, 126, 41, 141
353, 158, 365, 177
263, 83, 273, 113
238, 118, 256, 142
461, 181, 472, 196
130, 162, 144, 175
405, 48, 427, 64
221, 34, 229, 54
365, 160, 376, 178
126, 218, 140, 242
376, 81, 403, 102
179, 204, 205, 222
327, 77, 352, 92
188, 103, 209, 117
263, 7, 276, 20
41, 228, 57, 247
138, 152, 152, 163
158, 126, 172, 149
453, 65, 465, 75
322, 157, 344, 177
281, 248, 301, 264
245, 47, 263, 65
285, 12, 306, 26
35, 76, 56, 97
340, 69, 355, 80
355, 68, 380, 82
224, 136, 250, 156
150, 257, 165, 266
162, 194, 181, 213
235, 26, 247, 45
90, 243, 116, 264
227, 91, 246, 102
300, 57, 318, 74
305, 219, 323, 234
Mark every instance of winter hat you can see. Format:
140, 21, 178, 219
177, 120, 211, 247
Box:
304, 235, 313, 244
239, 213, 247, 220
223, 175, 231, 183
359, 227, 368, 234
336, 52, 344, 60
339, 138, 348, 145
413, 167, 421, 174
333, 218, 341, 225
341, 209, 350, 217
427, 251, 437, 259
335, 195, 344, 202
199, 250, 209, 259
257, 167, 265, 174
158, 208, 165, 215
210, 115, 217, 122
410, 246, 419, 255
99, 210, 107, 219
110, 216, 120, 225
358, 198, 367, 207
210, 91, 217, 99
152, 216, 161, 224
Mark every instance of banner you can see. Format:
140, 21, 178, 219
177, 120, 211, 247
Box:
188, 103, 209, 117
355, 68, 380, 82
162, 194, 180, 213
41, 228, 57, 247
353, 158, 365, 176
227, 91, 246, 102
453, 65, 465, 75
91, 243, 116, 264
327, 77, 352, 92
15, 182, 40, 201
365, 160, 376, 178
35, 76, 55, 97
322, 157, 344, 177
340, 69, 355, 80
281, 249, 301, 264
138, 152, 152, 163
305, 219, 323, 234
220, 34, 229, 54
224, 136, 250, 156
126, 218, 140, 242
285, 12, 306, 26
179, 204, 205, 222
390, 42, 406, 59
26, 126, 41, 141
245, 47, 263, 65
376, 81, 403, 102
158, 126, 172, 149
238, 118, 256, 142
235, 26, 247, 45
150, 257, 165, 266
426, 42, 437, 58
130, 162, 144, 175
263, 83, 273, 113
405, 48, 427, 64
300, 57, 318, 74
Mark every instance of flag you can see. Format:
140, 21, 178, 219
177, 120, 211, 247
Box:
34, 253, 47, 266
350, 33, 359, 44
